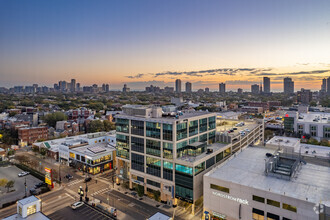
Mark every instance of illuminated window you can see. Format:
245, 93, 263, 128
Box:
210, 184, 229, 193
27, 204, 36, 216
252, 208, 264, 220
282, 203, 297, 212
95, 140, 97, 143
69, 152, 75, 158
18, 206, 22, 215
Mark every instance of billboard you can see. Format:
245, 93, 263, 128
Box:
45, 167, 53, 188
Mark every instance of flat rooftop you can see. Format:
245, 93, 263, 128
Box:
266, 136, 300, 148
70, 142, 115, 158
18, 195, 39, 206
176, 142, 229, 163
300, 143, 330, 158
297, 112, 330, 124
206, 147, 330, 204
3, 212, 50, 220
116, 111, 215, 123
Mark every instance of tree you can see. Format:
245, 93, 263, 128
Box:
0, 178, 8, 187
94, 113, 102, 118
40, 148, 47, 156
153, 190, 161, 202
307, 138, 319, 145
5, 180, 14, 192
136, 184, 144, 197
103, 120, 115, 131
309, 101, 317, 107
44, 112, 67, 127
88, 120, 105, 133
88, 102, 104, 112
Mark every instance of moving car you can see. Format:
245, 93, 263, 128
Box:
18, 171, 30, 177
71, 201, 84, 210
84, 176, 92, 183
65, 174, 73, 180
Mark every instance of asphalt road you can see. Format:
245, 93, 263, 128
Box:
48, 204, 112, 220
0, 165, 41, 207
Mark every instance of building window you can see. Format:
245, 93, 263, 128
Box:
208, 116, 216, 130
189, 137, 198, 144
208, 131, 216, 144
267, 199, 280, 208
131, 120, 144, 136
146, 139, 161, 157
116, 118, 129, 133
27, 204, 37, 216
131, 153, 144, 172
199, 133, 207, 142
253, 195, 265, 203
283, 218, 292, 220
252, 208, 264, 220
216, 152, 223, 162
163, 161, 173, 181
116, 134, 129, 159
147, 179, 160, 188
163, 124, 173, 141
146, 122, 161, 139
224, 148, 231, 158
175, 164, 193, 176
310, 125, 317, 137
176, 141, 187, 158
324, 126, 330, 138
131, 137, 144, 153
206, 157, 215, 169
282, 203, 297, 213
177, 122, 187, 141
69, 152, 75, 159
189, 120, 198, 137
146, 156, 161, 177
18, 206, 22, 215
199, 118, 208, 133
76, 154, 80, 161
297, 124, 304, 135
210, 184, 229, 193
266, 212, 280, 220
194, 162, 205, 175
81, 156, 85, 162
163, 142, 173, 159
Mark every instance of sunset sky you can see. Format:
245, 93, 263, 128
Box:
1, 0, 330, 91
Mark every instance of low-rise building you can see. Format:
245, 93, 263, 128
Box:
203, 146, 330, 220
18, 126, 48, 146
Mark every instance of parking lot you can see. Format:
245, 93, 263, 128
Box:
48, 204, 113, 220
0, 165, 42, 207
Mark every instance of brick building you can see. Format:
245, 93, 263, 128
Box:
18, 127, 48, 146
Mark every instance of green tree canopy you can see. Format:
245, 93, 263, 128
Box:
5, 180, 15, 192
44, 112, 67, 127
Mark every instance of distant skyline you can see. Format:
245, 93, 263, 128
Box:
1, 0, 330, 90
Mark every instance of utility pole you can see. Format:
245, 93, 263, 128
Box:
24, 177, 27, 197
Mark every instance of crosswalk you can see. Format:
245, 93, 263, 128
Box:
67, 179, 84, 187
90, 188, 111, 196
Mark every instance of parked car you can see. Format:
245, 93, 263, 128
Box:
266, 153, 273, 158
71, 201, 84, 210
35, 182, 47, 188
30, 188, 41, 195
84, 176, 92, 183
18, 171, 30, 177
233, 128, 238, 130
65, 174, 73, 180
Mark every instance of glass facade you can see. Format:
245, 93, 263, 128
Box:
177, 122, 188, 141
189, 120, 199, 137
163, 161, 173, 181
175, 164, 193, 203
208, 116, 216, 130
224, 147, 231, 158
146, 156, 161, 177
208, 130, 216, 144
116, 118, 129, 133
176, 141, 187, 158
146, 122, 161, 139
131, 153, 144, 172
206, 157, 215, 169
216, 152, 223, 162
199, 133, 207, 142
131, 137, 144, 153
284, 117, 294, 133
189, 137, 198, 144
194, 162, 205, 175
131, 120, 144, 136
199, 118, 208, 133
147, 179, 160, 188
163, 142, 173, 159
116, 134, 129, 159
163, 124, 173, 141
146, 139, 161, 157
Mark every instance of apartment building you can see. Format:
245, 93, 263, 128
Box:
114, 105, 264, 213
18, 126, 48, 146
